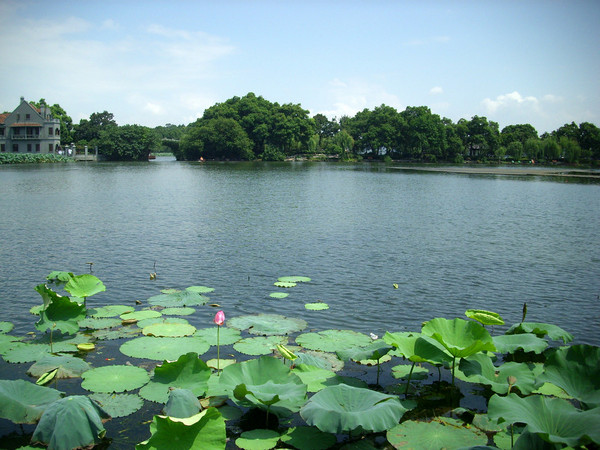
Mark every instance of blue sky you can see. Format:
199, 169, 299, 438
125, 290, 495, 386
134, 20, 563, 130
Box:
1, 0, 599, 134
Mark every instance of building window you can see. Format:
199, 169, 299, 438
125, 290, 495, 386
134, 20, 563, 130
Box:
27, 144, 32, 152
26, 114, 30, 120
36, 144, 40, 153
49, 143, 54, 153
0, 128, 4, 136
13, 128, 20, 136
1, 144, 5, 152
56, 128, 60, 136
13, 144, 19, 152
48, 127, 53, 136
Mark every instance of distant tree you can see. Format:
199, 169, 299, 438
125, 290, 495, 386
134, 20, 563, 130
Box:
500, 124, 538, 148
577, 122, 600, 160
181, 117, 254, 160
313, 113, 339, 150
559, 136, 581, 163
98, 125, 159, 161
73, 111, 117, 147
32, 99, 74, 143
541, 136, 561, 161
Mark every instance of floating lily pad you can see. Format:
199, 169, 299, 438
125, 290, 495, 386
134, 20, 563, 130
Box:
139, 352, 211, 403
293, 363, 367, 392
147, 289, 209, 307
90, 305, 135, 318
81, 365, 150, 393
79, 317, 122, 329
274, 281, 296, 288
0, 321, 14, 333
28, 332, 90, 353
206, 358, 237, 370
92, 328, 140, 341
161, 307, 196, 316
277, 276, 311, 283
236, 429, 280, 450
391, 364, 430, 380
280, 426, 336, 450
0, 334, 22, 353
142, 322, 197, 337
228, 314, 307, 336
194, 327, 241, 346
137, 317, 190, 329
28, 355, 91, 379
387, 419, 488, 449
120, 336, 210, 361
305, 302, 329, 310
0, 379, 64, 424
2, 343, 52, 363
120, 310, 162, 322
186, 286, 215, 294
296, 329, 372, 353
90, 393, 144, 418
269, 292, 289, 299
233, 336, 288, 356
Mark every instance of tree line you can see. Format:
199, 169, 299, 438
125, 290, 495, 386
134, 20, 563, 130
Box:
21, 95, 600, 163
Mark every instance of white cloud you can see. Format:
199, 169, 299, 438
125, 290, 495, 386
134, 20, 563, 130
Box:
429, 86, 443, 95
482, 91, 539, 113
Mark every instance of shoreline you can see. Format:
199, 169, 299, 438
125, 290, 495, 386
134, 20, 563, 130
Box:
391, 165, 600, 179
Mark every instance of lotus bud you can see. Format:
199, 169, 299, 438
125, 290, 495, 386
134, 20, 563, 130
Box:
214, 310, 225, 326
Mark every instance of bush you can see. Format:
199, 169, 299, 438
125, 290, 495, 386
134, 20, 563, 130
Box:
0, 154, 72, 164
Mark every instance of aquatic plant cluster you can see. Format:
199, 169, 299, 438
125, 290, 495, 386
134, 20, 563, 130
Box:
0, 272, 599, 449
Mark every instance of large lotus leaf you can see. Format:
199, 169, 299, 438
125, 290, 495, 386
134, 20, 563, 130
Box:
539, 344, 600, 408
277, 276, 311, 283
137, 317, 190, 329
216, 356, 307, 417
81, 365, 150, 393
384, 332, 453, 367
2, 343, 52, 363
35, 294, 87, 335
233, 336, 288, 356
194, 326, 241, 345
120, 310, 163, 322
34, 283, 67, 309
29, 331, 90, 353
300, 384, 408, 434
506, 322, 573, 343
493, 333, 548, 354
236, 429, 280, 450
90, 393, 144, 418
161, 307, 196, 316
79, 317, 123, 329
296, 329, 372, 352
228, 314, 307, 336
0, 380, 64, 424
46, 270, 74, 285
32, 395, 110, 449
120, 336, 210, 361
64, 274, 106, 298
90, 304, 135, 317
280, 426, 336, 450
455, 353, 537, 394
164, 388, 202, 418
147, 290, 209, 307
336, 339, 393, 362
139, 352, 211, 403
293, 363, 367, 392
0, 321, 14, 333
296, 351, 344, 372
386, 419, 488, 449
421, 318, 496, 358
186, 285, 215, 294
488, 393, 600, 447
142, 322, 196, 337
28, 355, 91, 379
0, 333, 22, 352
465, 309, 505, 325
136, 408, 226, 450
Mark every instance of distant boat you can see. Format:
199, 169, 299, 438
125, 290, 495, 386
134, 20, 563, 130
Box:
148, 153, 156, 160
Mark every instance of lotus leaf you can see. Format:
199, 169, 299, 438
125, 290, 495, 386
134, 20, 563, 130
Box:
386, 419, 488, 449
538, 344, 600, 408
455, 353, 537, 394
29, 331, 90, 352
506, 322, 573, 343
217, 356, 307, 417
90, 304, 135, 317
228, 314, 307, 335
34, 283, 67, 309
236, 429, 280, 450
161, 307, 196, 315
90, 393, 144, 418
206, 358, 236, 370
147, 290, 209, 307
142, 322, 197, 337
280, 426, 336, 450
421, 318, 496, 358
164, 388, 202, 418
300, 384, 408, 434
35, 294, 87, 335
488, 393, 600, 446
2, 343, 52, 363
384, 332, 452, 367
274, 281, 296, 288
0, 379, 64, 424
0, 334, 22, 353
492, 333, 548, 354
136, 408, 226, 450
304, 302, 329, 310
120, 310, 162, 322
391, 364, 430, 380
32, 395, 109, 449
296, 329, 372, 352
336, 339, 393, 362
0, 321, 14, 333
185, 285, 215, 293
233, 336, 288, 356
269, 292, 289, 299
28, 355, 91, 379
93, 327, 141, 341
46, 270, 74, 285
81, 365, 150, 393
465, 309, 505, 325
277, 276, 311, 283
296, 351, 344, 372
120, 336, 210, 361
30, 303, 44, 315
533, 382, 571, 399
137, 316, 190, 329
79, 317, 122, 329
194, 326, 241, 345
293, 363, 367, 392
139, 352, 211, 403
64, 274, 106, 299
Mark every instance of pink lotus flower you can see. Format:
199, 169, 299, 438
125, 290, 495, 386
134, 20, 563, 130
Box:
214, 310, 225, 326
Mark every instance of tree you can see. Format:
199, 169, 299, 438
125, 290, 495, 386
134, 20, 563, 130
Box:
577, 122, 600, 160
98, 125, 159, 161
500, 124, 538, 148
181, 117, 254, 161
463, 116, 500, 160
32, 99, 74, 143
73, 111, 117, 147
313, 114, 339, 150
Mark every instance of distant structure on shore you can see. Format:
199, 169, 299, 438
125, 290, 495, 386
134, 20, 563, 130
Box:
0, 97, 61, 155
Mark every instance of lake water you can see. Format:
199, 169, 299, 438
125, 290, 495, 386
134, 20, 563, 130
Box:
1, 159, 599, 346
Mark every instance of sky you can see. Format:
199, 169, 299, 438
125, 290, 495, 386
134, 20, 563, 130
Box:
1, 0, 599, 135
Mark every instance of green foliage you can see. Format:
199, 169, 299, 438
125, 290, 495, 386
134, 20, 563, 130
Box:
0, 153, 72, 164
0, 380, 64, 424
164, 388, 202, 418
387, 419, 488, 449
81, 365, 150, 393
98, 124, 160, 161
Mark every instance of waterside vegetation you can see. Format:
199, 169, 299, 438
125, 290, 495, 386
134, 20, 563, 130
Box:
0, 271, 599, 449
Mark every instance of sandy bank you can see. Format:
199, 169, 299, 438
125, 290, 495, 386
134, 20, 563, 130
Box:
391, 165, 600, 179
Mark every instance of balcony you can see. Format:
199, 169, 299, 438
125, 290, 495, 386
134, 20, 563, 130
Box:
12, 134, 41, 140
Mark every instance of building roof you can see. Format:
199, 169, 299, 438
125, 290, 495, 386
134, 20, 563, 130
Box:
0, 113, 9, 125
11, 123, 43, 127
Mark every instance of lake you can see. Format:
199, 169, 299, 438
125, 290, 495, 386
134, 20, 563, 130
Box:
1, 159, 599, 346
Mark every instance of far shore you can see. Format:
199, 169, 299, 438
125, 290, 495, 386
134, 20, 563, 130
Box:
391, 165, 600, 179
